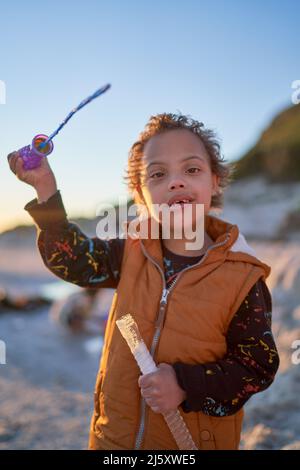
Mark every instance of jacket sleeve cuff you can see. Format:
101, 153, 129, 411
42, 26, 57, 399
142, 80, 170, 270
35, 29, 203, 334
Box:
172, 362, 206, 413
24, 190, 68, 230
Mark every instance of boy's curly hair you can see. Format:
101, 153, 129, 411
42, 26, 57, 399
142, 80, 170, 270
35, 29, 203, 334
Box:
124, 112, 235, 209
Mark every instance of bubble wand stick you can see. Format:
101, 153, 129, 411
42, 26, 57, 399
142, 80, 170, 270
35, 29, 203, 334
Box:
116, 313, 198, 450
18, 83, 111, 170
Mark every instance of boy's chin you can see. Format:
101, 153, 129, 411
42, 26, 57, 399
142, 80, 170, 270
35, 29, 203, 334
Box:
160, 217, 204, 238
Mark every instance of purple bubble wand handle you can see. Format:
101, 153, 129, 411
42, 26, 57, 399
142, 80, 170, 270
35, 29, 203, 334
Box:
19, 134, 54, 170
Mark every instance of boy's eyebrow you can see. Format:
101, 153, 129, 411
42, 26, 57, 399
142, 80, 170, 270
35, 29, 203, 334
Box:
145, 155, 207, 170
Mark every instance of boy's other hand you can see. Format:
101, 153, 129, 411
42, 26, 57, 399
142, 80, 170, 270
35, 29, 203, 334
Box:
138, 363, 187, 414
7, 151, 58, 202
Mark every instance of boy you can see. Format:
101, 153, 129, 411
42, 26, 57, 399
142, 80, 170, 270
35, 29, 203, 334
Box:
8, 113, 279, 450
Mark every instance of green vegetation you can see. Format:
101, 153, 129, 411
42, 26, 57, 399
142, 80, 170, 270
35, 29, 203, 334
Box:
233, 104, 300, 182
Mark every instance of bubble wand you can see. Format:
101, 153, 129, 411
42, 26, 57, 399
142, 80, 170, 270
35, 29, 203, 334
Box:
18, 83, 111, 170
116, 313, 198, 450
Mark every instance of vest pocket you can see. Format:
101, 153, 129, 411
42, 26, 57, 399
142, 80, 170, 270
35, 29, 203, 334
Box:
198, 413, 239, 450
197, 413, 216, 450
208, 414, 240, 450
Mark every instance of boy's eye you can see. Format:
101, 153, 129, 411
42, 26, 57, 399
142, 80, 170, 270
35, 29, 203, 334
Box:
148, 167, 201, 179
150, 171, 164, 179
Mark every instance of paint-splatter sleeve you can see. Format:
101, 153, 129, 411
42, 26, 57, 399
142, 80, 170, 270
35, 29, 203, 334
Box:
24, 190, 125, 289
173, 279, 280, 416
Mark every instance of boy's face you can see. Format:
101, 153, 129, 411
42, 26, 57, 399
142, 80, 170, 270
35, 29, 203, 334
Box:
138, 129, 220, 228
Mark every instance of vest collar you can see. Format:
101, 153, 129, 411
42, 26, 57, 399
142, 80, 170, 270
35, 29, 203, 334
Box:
126, 213, 270, 279
132, 213, 237, 271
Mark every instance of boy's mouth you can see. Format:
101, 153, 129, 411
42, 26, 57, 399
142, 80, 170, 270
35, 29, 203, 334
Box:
167, 195, 195, 207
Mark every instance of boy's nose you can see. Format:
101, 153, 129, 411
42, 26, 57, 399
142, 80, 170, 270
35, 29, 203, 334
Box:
168, 178, 186, 191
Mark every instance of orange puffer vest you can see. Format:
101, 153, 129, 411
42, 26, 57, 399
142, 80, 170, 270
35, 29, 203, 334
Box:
88, 214, 271, 450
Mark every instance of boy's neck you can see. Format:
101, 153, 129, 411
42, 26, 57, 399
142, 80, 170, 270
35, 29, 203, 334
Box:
162, 230, 214, 257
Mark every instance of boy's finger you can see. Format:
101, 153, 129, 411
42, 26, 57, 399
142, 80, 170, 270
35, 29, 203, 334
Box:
7, 154, 16, 169
12, 157, 21, 174
138, 376, 144, 387
7, 154, 19, 173
7, 152, 16, 161
138, 373, 157, 388
141, 386, 159, 397
15, 156, 24, 174
150, 405, 161, 414
8, 157, 18, 173
138, 375, 151, 388
7, 151, 19, 162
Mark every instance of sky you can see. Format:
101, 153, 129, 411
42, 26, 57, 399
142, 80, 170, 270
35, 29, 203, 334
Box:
0, 0, 298, 233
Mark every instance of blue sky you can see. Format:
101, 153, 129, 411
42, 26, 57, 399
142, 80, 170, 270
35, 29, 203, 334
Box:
0, 0, 298, 233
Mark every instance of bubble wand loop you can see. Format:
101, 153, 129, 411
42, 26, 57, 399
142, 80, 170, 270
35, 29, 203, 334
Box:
17, 83, 111, 170
116, 314, 198, 451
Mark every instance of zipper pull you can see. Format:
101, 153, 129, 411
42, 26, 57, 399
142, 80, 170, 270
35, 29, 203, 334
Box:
155, 289, 169, 329
160, 288, 169, 304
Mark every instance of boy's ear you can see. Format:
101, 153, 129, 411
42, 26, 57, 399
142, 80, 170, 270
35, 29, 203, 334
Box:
212, 174, 221, 195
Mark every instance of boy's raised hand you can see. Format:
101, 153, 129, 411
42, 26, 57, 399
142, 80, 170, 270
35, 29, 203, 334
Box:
138, 363, 187, 414
7, 151, 57, 202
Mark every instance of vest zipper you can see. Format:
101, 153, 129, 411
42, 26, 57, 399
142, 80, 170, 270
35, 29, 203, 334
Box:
134, 232, 231, 450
